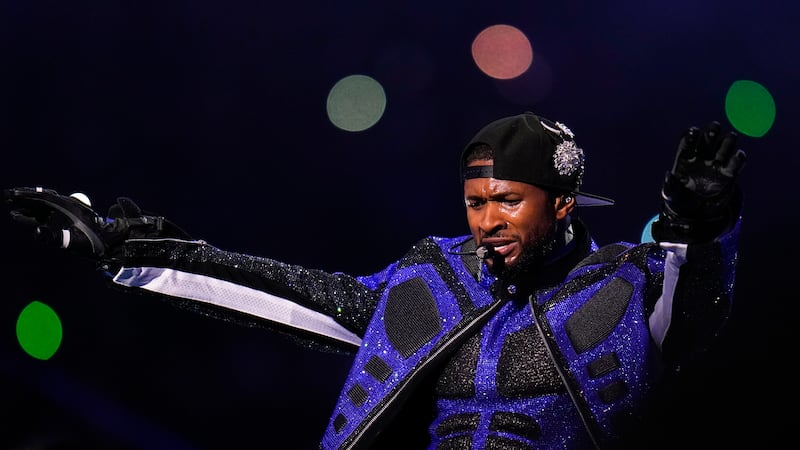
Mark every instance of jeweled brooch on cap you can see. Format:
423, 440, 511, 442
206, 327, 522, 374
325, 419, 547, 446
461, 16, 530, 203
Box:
542, 119, 584, 181
553, 140, 584, 180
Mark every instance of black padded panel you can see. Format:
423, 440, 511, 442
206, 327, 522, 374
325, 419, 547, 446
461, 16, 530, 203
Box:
458, 238, 481, 277
587, 352, 621, 378
566, 277, 633, 353
438, 435, 473, 449
489, 411, 541, 441
598, 379, 628, 404
572, 243, 629, 271
333, 413, 347, 433
497, 326, 564, 398
364, 355, 393, 383
435, 332, 481, 398
384, 277, 443, 359
347, 383, 368, 407
486, 434, 532, 450
434, 412, 481, 437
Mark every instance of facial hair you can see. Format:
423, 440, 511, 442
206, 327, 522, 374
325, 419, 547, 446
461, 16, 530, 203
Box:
490, 212, 559, 284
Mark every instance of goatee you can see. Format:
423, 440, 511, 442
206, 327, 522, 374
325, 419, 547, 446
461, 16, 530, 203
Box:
490, 219, 560, 284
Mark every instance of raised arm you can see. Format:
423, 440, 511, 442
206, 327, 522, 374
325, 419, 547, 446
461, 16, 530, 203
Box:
647, 121, 746, 363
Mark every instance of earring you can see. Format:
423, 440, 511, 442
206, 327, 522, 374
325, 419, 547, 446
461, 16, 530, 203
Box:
563, 196, 573, 204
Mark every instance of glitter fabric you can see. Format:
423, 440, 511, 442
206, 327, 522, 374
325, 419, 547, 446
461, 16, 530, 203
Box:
322, 217, 740, 449
321, 235, 505, 449
116, 238, 380, 352
111, 212, 742, 449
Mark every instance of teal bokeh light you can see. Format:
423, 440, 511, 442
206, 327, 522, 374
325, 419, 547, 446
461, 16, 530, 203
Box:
640, 214, 659, 244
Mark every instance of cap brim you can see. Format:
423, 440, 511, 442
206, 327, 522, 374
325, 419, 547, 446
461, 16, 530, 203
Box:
574, 191, 615, 207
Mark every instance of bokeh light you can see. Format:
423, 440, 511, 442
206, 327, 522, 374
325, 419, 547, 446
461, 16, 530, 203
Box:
326, 74, 387, 132
471, 24, 533, 80
640, 213, 659, 243
725, 80, 775, 138
16, 300, 63, 360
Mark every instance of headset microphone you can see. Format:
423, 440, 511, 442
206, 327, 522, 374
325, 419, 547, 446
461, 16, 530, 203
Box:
447, 241, 496, 260
474, 245, 496, 260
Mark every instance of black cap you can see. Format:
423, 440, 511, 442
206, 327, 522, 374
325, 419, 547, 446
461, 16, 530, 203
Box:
460, 112, 614, 207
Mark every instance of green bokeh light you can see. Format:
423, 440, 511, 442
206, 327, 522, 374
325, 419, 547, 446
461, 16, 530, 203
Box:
640, 214, 659, 244
326, 74, 386, 132
17, 300, 63, 360
725, 80, 776, 138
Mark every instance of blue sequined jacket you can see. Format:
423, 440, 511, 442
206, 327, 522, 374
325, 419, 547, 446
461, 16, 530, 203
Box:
109, 217, 740, 449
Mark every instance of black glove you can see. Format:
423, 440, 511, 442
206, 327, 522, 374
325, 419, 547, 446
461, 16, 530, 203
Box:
4, 186, 191, 270
651, 121, 746, 243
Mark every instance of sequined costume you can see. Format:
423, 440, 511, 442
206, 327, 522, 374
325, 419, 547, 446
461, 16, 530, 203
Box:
109, 214, 739, 449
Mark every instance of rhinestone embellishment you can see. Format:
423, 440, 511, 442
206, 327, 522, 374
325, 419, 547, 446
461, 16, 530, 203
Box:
553, 140, 584, 181
555, 121, 575, 139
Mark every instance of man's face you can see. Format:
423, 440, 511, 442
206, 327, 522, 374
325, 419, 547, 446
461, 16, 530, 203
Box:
463, 160, 561, 278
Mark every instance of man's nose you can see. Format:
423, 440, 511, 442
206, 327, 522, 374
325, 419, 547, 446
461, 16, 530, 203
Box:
480, 203, 507, 235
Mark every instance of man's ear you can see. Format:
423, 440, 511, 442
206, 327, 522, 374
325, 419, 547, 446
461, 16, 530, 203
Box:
555, 194, 576, 220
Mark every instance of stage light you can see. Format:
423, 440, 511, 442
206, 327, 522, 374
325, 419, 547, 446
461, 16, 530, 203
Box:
16, 300, 63, 360
725, 79, 775, 138
471, 24, 533, 80
327, 74, 387, 132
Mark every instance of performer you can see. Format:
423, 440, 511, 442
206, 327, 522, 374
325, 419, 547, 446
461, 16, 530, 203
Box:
4, 112, 746, 449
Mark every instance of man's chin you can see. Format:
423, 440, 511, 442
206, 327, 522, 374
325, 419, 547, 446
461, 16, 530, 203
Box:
486, 258, 505, 275
493, 237, 558, 282
492, 257, 534, 282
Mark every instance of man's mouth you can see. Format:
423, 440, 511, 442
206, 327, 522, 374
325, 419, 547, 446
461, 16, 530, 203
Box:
493, 242, 516, 257
480, 239, 517, 258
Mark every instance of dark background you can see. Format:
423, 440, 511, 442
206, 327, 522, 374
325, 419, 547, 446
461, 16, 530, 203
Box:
1, 1, 797, 449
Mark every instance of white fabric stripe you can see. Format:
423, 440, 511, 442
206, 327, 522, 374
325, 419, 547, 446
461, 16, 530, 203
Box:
112, 266, 362, 348
648, 242, 688, 349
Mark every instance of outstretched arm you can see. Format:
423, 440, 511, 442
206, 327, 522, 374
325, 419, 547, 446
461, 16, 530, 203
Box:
111, 237, 382, 352
4, 187, 383, 352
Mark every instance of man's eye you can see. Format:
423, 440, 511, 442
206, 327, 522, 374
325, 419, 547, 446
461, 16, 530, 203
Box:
503, 200, 521, 206
466, 200, 484, 208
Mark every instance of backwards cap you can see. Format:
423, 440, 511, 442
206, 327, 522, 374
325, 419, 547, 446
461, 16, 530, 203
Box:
460, 112, 614, 207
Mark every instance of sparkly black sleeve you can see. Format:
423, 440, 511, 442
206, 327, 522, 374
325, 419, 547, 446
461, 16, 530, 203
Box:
653, 216, 741, 368
108, 238, 386, 353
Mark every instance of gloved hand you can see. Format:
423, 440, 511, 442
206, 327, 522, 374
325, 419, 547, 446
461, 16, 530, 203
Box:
4, 186, 191, 271
651, 121, 746, 243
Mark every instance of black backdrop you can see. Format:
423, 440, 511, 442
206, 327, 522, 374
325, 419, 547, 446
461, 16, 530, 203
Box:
1, 1, 797, 449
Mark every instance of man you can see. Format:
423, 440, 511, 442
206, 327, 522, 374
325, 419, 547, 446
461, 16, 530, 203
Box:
4, 112, 746, 449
